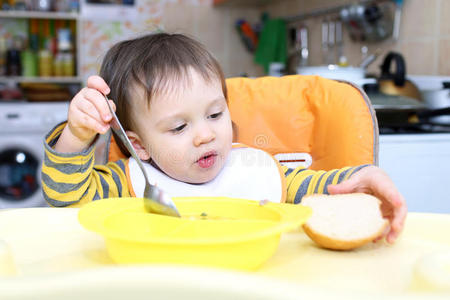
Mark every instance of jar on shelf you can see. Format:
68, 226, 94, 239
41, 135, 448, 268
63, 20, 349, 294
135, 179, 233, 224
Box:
38, 49, 52, 77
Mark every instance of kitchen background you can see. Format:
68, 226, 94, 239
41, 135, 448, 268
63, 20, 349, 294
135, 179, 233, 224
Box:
99, 0, 449, 78
89, 0, 447, 78
0, 0, 449, 213
0, 0, 449, 80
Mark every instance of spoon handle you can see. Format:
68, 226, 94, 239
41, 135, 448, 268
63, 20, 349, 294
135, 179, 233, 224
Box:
103, 94, 150, 183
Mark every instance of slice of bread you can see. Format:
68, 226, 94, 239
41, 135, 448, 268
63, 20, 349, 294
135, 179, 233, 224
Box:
301, 193, 389, 250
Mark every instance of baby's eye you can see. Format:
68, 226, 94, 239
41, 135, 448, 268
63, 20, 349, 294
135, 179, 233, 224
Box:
170, 124, 186, 133
208, 112, 222, 119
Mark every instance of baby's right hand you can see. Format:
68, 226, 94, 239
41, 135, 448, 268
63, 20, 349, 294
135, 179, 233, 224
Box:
54, 76, 116, 153
67, 75, 115, 144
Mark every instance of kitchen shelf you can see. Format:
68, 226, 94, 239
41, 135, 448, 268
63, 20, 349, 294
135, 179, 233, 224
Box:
0, 8, 82, 92
0, 76, 82, 84
0, 10, 79, 20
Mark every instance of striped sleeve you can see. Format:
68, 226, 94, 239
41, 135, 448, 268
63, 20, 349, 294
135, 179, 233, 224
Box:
282, 164, 371, 204
41, 122, 130, 207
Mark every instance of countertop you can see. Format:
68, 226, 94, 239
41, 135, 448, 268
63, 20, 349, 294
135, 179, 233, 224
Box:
0, 208, 450, 299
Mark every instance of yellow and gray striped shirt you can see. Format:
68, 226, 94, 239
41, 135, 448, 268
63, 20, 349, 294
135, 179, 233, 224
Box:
41, 123, 369, 207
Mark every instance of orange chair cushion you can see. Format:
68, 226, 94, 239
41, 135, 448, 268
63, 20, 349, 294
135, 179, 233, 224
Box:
227, 75, 377, 170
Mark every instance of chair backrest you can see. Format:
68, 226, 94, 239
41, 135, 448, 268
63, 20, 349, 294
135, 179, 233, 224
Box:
100, 75, 378, 171
226, 75, 378, 170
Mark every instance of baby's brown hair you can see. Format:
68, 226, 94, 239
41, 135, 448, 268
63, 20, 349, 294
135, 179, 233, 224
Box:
99, 32, 227, 156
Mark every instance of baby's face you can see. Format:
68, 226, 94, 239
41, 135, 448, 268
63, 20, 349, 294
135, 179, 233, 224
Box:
131, 68, 233, 183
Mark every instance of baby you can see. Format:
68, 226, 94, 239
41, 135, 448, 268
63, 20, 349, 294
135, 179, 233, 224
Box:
41, 32, 406, 244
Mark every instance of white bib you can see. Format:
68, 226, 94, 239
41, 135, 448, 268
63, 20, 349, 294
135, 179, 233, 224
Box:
128, 146, 284, 203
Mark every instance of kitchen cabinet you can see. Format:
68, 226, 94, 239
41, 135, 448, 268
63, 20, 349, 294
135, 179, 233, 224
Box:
379, 133, 450, 214
0, 9, 81, 85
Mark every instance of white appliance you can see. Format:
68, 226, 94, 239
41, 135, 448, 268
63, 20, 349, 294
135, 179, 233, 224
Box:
0, 102, 68, 209
379, 75, 450, 213
379, 133, 450, 214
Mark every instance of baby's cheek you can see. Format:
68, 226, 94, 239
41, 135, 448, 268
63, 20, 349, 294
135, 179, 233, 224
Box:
155, 148, 184, 165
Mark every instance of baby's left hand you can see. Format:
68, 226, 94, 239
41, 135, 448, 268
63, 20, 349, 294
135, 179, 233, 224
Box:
327, 165, 407, 244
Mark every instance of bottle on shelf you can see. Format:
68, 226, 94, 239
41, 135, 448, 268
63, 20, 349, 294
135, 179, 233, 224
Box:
6, 36, 23, 76
21, 47, 37, 76
21, 18, 38, 76
1, 0, 13, 10
0, 4, 80, 82
56, 26, 74, 76
8, 0, 28, 10
38, 19, 53, 76
0, 38, 7, 76
69, 0, 79, 12
29, 19, 39, 52
38, 48, 52, 76
49, 19, 58, 56
36, 0, 52, 11
55, 0, 77, 12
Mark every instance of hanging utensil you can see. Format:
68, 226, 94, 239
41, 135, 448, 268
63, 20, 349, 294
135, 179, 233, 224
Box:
299, 26, 309, 67
359, 48, 381, 69
392, 0, 404, 41
321, 19, 329, 64
335, 20, 346, 66
327, 20, 335, 65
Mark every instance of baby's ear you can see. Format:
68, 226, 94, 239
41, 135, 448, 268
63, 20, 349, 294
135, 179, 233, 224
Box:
126, 131, 150, 160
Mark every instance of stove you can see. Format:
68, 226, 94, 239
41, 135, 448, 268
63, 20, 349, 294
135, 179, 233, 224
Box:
379, 123, 450, 135
370, 75, 450, 135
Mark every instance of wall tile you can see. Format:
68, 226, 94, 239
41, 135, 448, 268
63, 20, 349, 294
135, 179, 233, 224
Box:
262, 0, 288, 17
194, 5, 227, 55
439, 0, 450, 36
398, 40, 436, 75
227, 8, 263, 77
364, 40, 401, 76
77, 0, 447, 80
400, 0, 437, 40
438, 39, 450, 75
161, 3, 197, 36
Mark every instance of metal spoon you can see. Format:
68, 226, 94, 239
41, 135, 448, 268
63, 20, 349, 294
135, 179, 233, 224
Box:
103, 94, 181, 217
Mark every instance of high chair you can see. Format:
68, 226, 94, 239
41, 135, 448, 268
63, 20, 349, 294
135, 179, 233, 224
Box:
101, 75, 378, 171
226, 75, 378, 170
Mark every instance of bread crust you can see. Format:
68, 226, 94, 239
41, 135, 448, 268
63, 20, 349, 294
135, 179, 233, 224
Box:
303, 220, 388, 250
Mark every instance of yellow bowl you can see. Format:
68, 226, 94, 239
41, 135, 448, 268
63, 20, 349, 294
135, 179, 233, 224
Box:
78, 197, 311, 270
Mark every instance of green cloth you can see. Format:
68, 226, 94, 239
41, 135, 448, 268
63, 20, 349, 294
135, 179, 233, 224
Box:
254, 19, 288, 74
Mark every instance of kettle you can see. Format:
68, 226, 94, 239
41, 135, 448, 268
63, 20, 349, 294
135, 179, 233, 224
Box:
378, 52, 422, 101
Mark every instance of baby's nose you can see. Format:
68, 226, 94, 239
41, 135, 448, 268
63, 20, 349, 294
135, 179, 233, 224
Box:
193, 123, 215, 146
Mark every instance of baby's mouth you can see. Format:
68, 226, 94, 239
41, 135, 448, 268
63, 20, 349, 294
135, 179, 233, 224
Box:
196, 151, 217, 169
